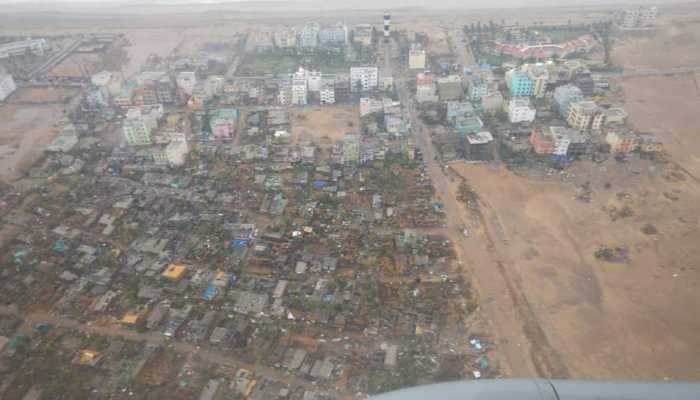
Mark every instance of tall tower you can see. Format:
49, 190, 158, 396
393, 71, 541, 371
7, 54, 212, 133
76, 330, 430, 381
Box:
383, 11, 391, 40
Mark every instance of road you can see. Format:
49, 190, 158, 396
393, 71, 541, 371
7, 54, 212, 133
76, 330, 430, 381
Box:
26, 36, 85, 79
599, 66, 700, 78
446, 28, 476, 67
385, 37, 568, 378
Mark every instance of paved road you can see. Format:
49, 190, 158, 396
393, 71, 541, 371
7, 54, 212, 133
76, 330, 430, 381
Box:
447, 28, 476, 67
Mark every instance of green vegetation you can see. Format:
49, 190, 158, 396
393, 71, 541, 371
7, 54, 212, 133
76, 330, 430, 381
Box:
237, 49, 351, 76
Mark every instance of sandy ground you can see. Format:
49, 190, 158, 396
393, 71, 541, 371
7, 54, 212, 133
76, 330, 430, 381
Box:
8, 87, 81, 104
290, 106, 359, 147
451, 161, 700, 380
613, 16, 700, 69
0, 102, 66, 182
618, 74, 700, 178
47, 53, 103, 78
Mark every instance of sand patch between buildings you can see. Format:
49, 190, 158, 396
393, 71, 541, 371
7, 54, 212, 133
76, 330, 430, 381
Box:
290, 106, 359, 148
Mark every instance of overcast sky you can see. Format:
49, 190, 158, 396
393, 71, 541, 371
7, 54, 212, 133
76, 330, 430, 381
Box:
0, 0, 678, 10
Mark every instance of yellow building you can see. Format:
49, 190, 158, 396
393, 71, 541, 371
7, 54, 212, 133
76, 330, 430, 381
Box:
408, 45, 426, 70
162, 264, 186, 280
121, 312, 140, 325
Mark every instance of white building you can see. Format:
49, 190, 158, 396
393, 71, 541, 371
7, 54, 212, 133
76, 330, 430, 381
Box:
549, 126, 573, 156
278, 83, 292, 106
204, 75, 224, 98
408, 45, 426, 70
319, 23, 348, 47
307, 70, 322, 92
0, 73, 17, 102
523, 63, 549, 98
619, 6, 658, 29
0, 38, 49, 59
353, 24, 373, 46
320, 80, 335, 105
350, 67, 379, 92
153, 139, 189, 166
123, 104, 164, 146
176, 72, 197, 96
274, 28, 297, 48
291, 69, 308, 106
299, 23, 320, 49
415, 84, 438, 103
360, 97, 384, 116
507, 98, 537, 123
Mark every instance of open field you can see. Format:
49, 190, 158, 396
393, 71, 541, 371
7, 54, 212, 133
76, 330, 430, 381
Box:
7, 87, 81, 104
290, 106, 359, 147
613, 16, 700, 69
451, 161, 700, 380
47, 53, 103, 78
0, 103, 66, 183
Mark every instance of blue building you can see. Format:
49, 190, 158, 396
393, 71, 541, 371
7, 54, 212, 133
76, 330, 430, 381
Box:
508, 71, 533, 97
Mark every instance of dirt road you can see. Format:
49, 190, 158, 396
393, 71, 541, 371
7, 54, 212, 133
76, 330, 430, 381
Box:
390, 39, 567, 377
3, 308, 317, 390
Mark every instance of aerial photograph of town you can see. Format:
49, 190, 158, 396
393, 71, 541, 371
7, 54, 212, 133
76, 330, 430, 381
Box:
0, 0, 698, 398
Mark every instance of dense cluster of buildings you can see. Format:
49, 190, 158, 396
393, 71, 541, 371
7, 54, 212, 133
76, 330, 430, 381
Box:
413, 35, 662, 164
617, 6, 658, 30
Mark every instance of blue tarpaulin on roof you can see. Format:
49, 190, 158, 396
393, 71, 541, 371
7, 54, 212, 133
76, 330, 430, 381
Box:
202, 285, 218, 301
313, 180, 328, 189
231, 239, 248, 249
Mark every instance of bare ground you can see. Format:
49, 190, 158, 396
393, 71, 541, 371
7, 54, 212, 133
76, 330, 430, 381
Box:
290, 106, 359, 147
451, 161, 700, 380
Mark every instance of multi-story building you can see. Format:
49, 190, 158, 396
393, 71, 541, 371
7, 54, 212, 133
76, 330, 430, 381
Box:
436, 75, 463, 101
350, 67, 379, 92
204, 76, 224, 98
152, 139, 189, 166
360, 97, 384, 116
278, 83, 292, 106
408, 44, 426, 70
606, 130, 638, 153
523, 63, 549, 98
465, 131, 494, 161
123, 104, 164, 146
604, 107, 628, 126
619, 6, 658, 29
291, 68, 309, 105
506, 69, 533, 97
176, 71, 197, 97
455, 116, 484, 139
353, 24, 373, 46
567, 100, 604, 131
553, 84, 583, 117
155, 76, 177, 105
299, 23, 320, 49
320, 80, 335, 105
274, 28, 297, 49
0, 73, 17, 101
481, 92, 504, 113
307, 70, 322, 92
507, 98, 537, 123
415, 83, 438, 103
209, 109, 239, 139
319, 23, 348, 47
446, 101, 475, 121
379, 76, 394, 91
530, 126, 572, 156
416, 73, 433, 86
0, 38, 49, 59
465, 75, 488, 100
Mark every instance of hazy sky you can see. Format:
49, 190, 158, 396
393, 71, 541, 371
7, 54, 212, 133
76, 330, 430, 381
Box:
0, 0, 680, 12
